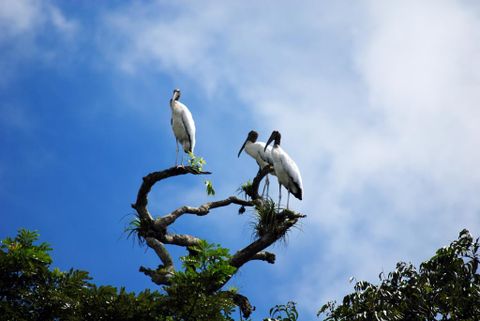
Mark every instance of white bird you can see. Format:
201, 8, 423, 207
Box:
169, 89, 196, 165
238, 130, 275, 196
264, 130, 303, 210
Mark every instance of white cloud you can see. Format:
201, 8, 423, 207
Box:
0, 0, 41, 38
0, 0, 78, 85
100, 0, 480, 317
48, 4, 77, 37
0, 0, 77, 39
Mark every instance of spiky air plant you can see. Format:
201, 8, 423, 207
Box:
236, 180, 253, 214
236, 180, 253, 198
124, 214, 148, 246
251, 199, 282, 239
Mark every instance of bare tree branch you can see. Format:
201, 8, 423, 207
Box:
251, 251, 276, 264
155, 196, 255, 229
159, 232, 202, 247
247, 165, 274, 200
131, 163, 305, 316
139, 266, 173, 285
230, 292, 254, 319
132, 165, 211, 222
146, 237, 174, 268
229, 211, 305, 269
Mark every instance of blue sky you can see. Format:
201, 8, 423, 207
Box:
1, 0, 480, 319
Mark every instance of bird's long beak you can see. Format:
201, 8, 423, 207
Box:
172, 90, 180, 101
264, 133, 274, 152
238, 139, 248, 158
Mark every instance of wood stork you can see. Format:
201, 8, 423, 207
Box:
237, 130, 275, 196
169, 89, 196, 165
264, 130, 303, 210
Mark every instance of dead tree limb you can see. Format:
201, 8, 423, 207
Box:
131, 164, 305, 318
131, 165, 211, 222
155, 196, 254, 229
230, 211, 305, 268
246, 165, 274, 200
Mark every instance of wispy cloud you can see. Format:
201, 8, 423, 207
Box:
99, 0, 480, 316
0, 0, 78, 85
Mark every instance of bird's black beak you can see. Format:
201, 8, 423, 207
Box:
238, 139, 248, 158
172, 89, 180, 101
264, 133, 274, 152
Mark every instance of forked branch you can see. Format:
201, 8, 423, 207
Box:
131, 164, 305, 318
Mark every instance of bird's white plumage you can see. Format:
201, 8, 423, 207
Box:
243, 141, 274, 170
266, 131, 303, 209
271, 145, 303, 198
170, 100, 196, 154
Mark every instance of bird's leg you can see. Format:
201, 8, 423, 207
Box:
261, 174, 268, 198
287, 192, 290, 210
278, 183, 282, 213
266, 175, 270, 198
175, 141, 179, 166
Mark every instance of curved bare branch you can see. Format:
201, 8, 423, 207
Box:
247, 165, 274, 200
132, 165, 211, 222
131, 163, 305, 317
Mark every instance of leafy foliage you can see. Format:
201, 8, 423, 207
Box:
164, 240, 238, 321
0, 229, 300, 321
318, 229, 480, 321
0, 229, 241, 321
265, 301, 299, 321
205, 179, 216, 196
0, 229, 166, 320
6, 226, 478, 321
188, 152, 206, 172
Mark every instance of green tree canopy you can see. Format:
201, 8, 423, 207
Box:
0, 229, 238, 320
1, 228, 479, 320
319, 229, 480, 321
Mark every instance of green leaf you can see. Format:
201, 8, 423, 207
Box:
188, 152, 206, 172
204, 180, 216, 196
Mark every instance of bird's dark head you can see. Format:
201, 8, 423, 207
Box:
271, 130, 281, 141
247, 130, 258, 143
172, 89, 181, 101
238, 130, 258, 158
265, 130, 281, 151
